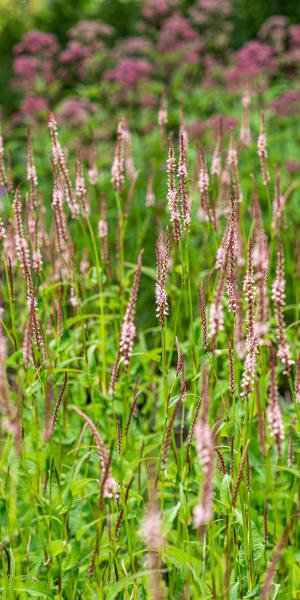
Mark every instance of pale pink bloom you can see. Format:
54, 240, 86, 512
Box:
272, 172, 289, 233
75, 152, 89, 216
240, 86, 251, 146
178, 126, 190, 228
241, 237, 259, 398
257, 112, 270, 185
215, 246, 225, 269
70, 286, 79, 307
227, 130, 238, 169
198, 148, 210, 222
267, 348, 284, 456
80, 257, 89, 276
120, 320, 136, 367
226, 220, 239, 314
27, 130, 38, 191
211, 135, 221, 177
98, 219, 108, 238
0, 217, 6, 240
209, 300, 224, 338
193, 418, 215, 528
119, 251, 143, 369
111, 118, 125, 193
198, 165, 209, 193
33, 249, 42, 274
167, 136, 181, 243
215, 217, 231, 270
209, 251, 228, 341
48, 113, 79, 218
122, 119, 138, 182
267, 397, 284, 445
158, 92, 168, 144
88, 165, 98, 185
146, 173, 155, 207
272, 242, 294, 372
141, 505, 164, 551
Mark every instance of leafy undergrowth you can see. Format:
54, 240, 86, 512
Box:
0, 100, 300, 600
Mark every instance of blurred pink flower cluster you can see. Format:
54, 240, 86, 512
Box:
105, 58, 154, 86
13, 30, 59, 89
142, 0, 179, 21
157, 12, 203, 64
10, 7, 300, 122
225, 15, 300, 90
225, 41, 278, 88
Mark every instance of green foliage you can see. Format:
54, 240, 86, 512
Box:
0, 54, 300, 599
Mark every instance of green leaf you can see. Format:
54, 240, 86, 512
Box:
49, 539, 65, 558
70, 478, 98, 498
230, 582, 239, 600
220, 474, 231, 508
104, 569, 154, 599
164, 545, 207, 592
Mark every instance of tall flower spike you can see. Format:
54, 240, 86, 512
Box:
229, 337, 234, 395
209, 252, 228, 344
211, 130, 222, 177
146, 172, 155, 208
240, 86, 251, 146
198, 148, 211, 223
267, 346, 284, 458
295, 354, 300, 403
72, 405, 118, 498
32, 218, 42, 274
27, 129, 38, 210
111, 117, 125, 193
226, 201, 239, 315
45, 373, 68, 440
167, 136, 181, 244
52, 164, 68, 253
140, 476, 165, 600
257, 112, 270, 185
75, 150, 89, 217
227, 129, 238, 169
119, 250, 143, 370
0, 124, 7, 188
155, 227, 169, 327
178, 125, 190, 229
48, 113, 79, 218
272, 172, 285, 234
123, 118, 138, 182
175, 337, 186, 399
158, 92, 168, 146
23, 302, 34, 368
226, 131, 242, 203
215, 216, 231, 269
232, 441, 249, 506
13, 187, 35, 309
252, 180, 269, 342
272, 241, 293, 373
261, 522, 291, 600
0, 216, 6, 241
193, 373, 215, 528
199, 284, 208, 351
241, 236, 259, 398
98, 194, 109, 266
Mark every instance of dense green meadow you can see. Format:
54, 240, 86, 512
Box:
1, 2, 300, 599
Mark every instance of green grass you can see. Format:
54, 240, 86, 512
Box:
0, 94, 300, 600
